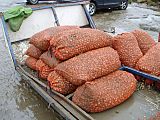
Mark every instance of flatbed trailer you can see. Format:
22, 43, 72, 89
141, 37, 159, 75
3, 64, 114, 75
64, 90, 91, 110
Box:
1, 1, 160, 119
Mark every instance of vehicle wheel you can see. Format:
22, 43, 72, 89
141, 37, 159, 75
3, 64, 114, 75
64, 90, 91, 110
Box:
89, 2, 96, 16
27, 0, 39, 5
119, 1, 128, 10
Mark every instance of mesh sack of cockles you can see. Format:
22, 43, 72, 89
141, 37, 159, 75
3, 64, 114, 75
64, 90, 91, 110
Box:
36, 59, 54, 80
72, 70, 137, 113
55, 47, 121, 86
25, 44, 42, 59
132, 29, 156, 55
39, 65, 54, 80
25, 57, 38, 70
29, 26, 79, 51
48, 71, 77, 95
136, 43, 160, 76
112, 32, 143, 68
50, 28, 113, 60
36, 59, 46, 71
136, 43, 160, 86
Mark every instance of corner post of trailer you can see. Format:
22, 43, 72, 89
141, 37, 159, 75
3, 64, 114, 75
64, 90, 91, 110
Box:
51, 6, 60, 26
82, 4, 96, 29
31, 6, 60, 26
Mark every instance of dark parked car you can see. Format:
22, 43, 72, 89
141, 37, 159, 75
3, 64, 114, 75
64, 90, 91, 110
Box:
89, 0, 128, 15
27, 0, 88, 5
27, 0, 128, 15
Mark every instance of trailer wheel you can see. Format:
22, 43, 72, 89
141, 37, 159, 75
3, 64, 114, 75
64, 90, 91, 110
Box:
27, 0, 39, 5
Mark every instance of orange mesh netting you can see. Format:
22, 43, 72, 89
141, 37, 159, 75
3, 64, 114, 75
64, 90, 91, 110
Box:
132, 29, 156, 54
39, 65, 54, 80
48, 71, 77, 95
29, 26, 79, 51
112, 32, 143, 68
136, 43, 160, 76
51, 28, 113, 60
25, 57, 38, 70
55, 47, 121, 86
36, 59, 46, 71
36, 59, 54, 80
25, 44, 42, 59
72, 70, 137, 113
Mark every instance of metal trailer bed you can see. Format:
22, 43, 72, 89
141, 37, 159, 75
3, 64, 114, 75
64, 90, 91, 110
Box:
1, 1, 160, 120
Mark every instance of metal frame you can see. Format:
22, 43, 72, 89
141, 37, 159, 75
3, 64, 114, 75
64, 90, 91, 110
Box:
53, 1, 96, 28
1, 2, 95, 68
121, 66, 160, 82
32, 6, 60, 26
82, 4, 96, 29
1, 16, 17, 66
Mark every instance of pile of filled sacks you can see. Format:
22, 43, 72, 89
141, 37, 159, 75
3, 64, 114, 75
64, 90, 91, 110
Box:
25, 26, 158, 113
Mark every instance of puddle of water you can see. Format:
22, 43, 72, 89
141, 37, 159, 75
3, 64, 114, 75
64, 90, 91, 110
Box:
93, 4, 160, 40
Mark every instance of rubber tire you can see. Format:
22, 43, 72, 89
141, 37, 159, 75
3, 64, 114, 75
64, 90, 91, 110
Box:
27, 0, 39, 5
119, 1, 128, 10
89, 2, 96, 16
